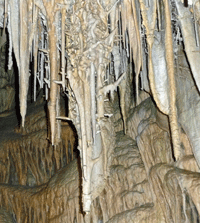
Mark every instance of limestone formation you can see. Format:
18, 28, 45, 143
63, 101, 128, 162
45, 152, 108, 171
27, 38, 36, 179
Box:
0, 0, 200, 222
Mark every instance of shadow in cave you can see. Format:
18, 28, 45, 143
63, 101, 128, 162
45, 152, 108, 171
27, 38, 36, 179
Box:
1, 28, 9, 73
57, 92, 84, 214
184, 0, 188, 7
0, 29, 21, 125
77, 150, 84, 215
60, 119, 84, 216
65, 119, 84, 215
13, 53, 21, 127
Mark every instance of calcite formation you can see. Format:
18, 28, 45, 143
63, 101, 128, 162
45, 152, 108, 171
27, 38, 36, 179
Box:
0, 0, 200, 222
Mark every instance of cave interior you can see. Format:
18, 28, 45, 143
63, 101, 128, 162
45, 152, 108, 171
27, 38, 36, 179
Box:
0, 0, 200, 222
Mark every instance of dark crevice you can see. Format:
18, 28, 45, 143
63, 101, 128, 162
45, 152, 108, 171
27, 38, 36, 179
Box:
184, 0, 188, 7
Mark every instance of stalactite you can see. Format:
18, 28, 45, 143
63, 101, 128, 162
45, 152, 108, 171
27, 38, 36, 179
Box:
96, 49, 105, 120
118, 74, 127, 134
9, 0, 20, 71
156, 0, 161, 31
67, 69, 89, 211
19, 0, 30, 127
112, 46, 120, 80
7, 4, 12, 70
132, 0, 142, 105
33, 29, 38, 102
99, 72, 126, 98
118, 9, 122, 53
39, 36, 45, 89
175, 1, 200, 93
125, 31, 129, 57
61, 7, 66, 91
164, 0, 181, 160
3, 0, 7, 32
121, 0, 142, 104
193, 0, 199, 47
28, 4, 38, 55
90, 62, 96, 145
46, 10, 58, 145
84, 80, 92, 147
139, 0, 161, 111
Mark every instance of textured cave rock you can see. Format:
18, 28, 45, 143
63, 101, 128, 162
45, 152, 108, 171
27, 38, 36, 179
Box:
1, 0, 200, 222
0, 94, 199, 222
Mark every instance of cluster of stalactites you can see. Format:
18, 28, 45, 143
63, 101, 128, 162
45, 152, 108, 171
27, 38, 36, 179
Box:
3, 0, 200, 215
1, 0, 143, 144
2, 0, 200, 143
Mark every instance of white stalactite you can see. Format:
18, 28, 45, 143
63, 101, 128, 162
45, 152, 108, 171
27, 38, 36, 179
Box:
7, 4, 12, 70
90, 62, 96, 145
19, 0, 30, 127
61, 7, 66, 91
10, 0, 20, 70
33, 30, 38, 102
164, 0, 181, 160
